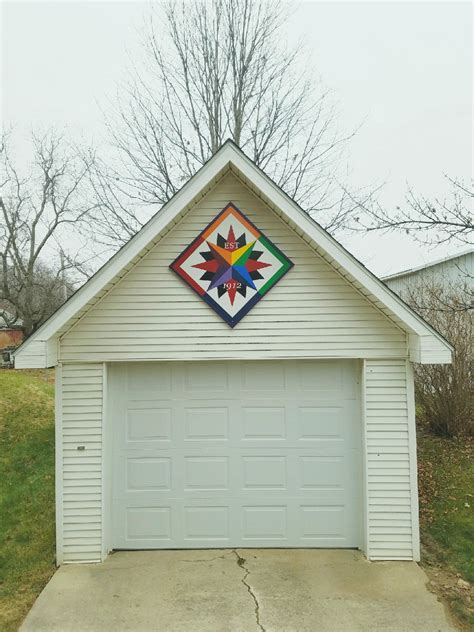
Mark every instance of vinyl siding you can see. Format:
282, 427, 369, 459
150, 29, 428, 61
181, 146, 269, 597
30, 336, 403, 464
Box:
60, 363, 103, 562
364, 359, 418, 560
60, 173, 407, 360
385, 250, 473, 295
14, 339, 47, 368
409, 334, 453, 364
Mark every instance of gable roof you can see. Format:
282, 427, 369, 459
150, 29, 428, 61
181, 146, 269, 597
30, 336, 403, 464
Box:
15, 139, 453, 366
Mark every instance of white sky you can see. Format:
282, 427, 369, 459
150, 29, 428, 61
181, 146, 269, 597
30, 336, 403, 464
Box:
1, 0, 472, 276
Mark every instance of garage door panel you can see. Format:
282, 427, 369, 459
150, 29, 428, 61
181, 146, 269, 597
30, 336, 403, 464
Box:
126, 407, 172, 443
240, 405, 287, 440
240, 361, 286, 391
183, 505, 230, 541
182, 361, 230, 393
297, 403, 358, 443
113, 501, 175, 545
184, 456, 229, 490
127, 506, 172, 542
113, 499, 233, 547
116, 453, 172, 497
299, 504, 350, 542
113, 498, 359, 549
242, 505, 287, 540
127, 363, 172, 395
126, 456, 172, 491
120, 405, 357, 449
242, 455, 287, 490
295, 360, 357, 395
116, 450, 359, 501
111, 360, 361, 549
184, 406, 230, 441
299, 455, 345, 489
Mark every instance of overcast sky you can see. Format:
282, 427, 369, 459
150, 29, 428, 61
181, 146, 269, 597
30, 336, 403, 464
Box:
1, 1, 472, 276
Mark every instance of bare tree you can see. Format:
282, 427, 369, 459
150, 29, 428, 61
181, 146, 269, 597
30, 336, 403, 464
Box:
92, 0, 359, 246
352, 176, 473, 245
0, 130, 96, 336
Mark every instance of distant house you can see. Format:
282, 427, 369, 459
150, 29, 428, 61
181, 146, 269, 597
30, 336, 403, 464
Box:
0, 307, 23, 350
0, 308, 23, 366
0, 327, 23, 350
383, 249, 473, 297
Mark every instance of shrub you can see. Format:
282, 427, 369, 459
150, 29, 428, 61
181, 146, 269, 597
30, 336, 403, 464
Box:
404, 281, 472, 437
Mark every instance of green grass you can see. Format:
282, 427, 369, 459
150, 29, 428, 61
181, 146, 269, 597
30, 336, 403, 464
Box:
418, 430, 473, 628
0, 369, 56, 632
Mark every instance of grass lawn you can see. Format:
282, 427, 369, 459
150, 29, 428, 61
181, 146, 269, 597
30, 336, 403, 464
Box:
418, 430, 474, 630
0, 369, 56, 632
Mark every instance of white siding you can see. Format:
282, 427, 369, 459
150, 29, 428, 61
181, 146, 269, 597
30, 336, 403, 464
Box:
364, 359, 418, 560
14, 339, 47, 368
14, 338, 57, 368
384, 250, 473, 295
409, 334, 452, 364
60, 363, 103, 563
60, 173, 407, 361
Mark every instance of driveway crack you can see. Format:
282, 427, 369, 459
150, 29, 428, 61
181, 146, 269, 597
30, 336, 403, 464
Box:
233, 550, 265, 632
179, 552, 231, 563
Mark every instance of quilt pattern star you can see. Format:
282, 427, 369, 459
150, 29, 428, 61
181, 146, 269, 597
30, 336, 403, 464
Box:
170, 202, 294, 327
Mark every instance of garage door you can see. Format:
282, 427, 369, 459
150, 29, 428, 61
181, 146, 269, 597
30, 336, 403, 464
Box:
109, 360, 361, 549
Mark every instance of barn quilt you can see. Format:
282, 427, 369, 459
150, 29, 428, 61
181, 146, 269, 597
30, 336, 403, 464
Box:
170, 203, 293, 327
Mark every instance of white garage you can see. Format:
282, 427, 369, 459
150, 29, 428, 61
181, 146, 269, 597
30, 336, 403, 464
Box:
15, 141, 452, 564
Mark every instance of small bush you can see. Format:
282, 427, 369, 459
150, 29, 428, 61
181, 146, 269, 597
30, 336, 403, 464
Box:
405, 281, 472, 437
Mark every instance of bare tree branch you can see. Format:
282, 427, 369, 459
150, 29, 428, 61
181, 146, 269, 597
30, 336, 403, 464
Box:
350, 175, 473, 245
91, 0, 358, 247
0, 130, 97, 335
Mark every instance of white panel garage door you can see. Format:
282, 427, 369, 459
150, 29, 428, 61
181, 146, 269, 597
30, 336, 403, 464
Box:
109, 360, 361, 549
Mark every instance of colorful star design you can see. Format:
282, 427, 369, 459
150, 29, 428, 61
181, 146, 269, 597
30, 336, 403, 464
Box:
170, 203, 293, 327
192, 225, 271, 305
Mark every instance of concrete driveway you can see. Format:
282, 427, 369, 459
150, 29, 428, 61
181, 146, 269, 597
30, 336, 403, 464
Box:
21, 550, 455, 632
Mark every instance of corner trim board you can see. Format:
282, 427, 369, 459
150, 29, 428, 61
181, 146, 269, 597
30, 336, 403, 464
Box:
406, 360, 421, 561
55, 364, 64, 566
361, 359, 370, 557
